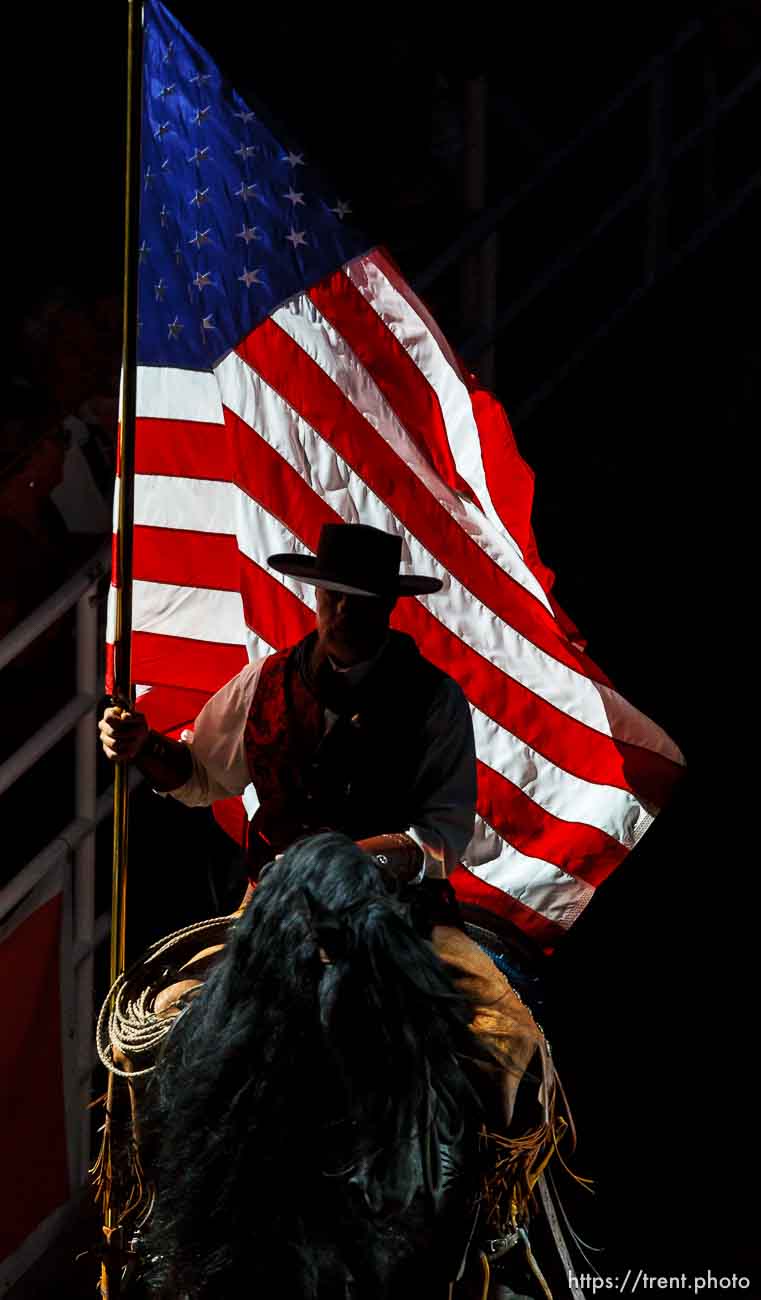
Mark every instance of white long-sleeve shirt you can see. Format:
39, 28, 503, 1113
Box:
169, 650, 477, 876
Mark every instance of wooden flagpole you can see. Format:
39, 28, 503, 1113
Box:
98, 2, 143, 1293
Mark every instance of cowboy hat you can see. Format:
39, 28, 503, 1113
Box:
267, 523, 442, 598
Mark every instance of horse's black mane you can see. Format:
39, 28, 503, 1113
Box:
142, 832, 497, 1298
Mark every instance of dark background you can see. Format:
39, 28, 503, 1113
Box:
5, 3, 759, 1293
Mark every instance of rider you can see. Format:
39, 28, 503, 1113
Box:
101, 523, 475, 889
100, 523, 547, 1126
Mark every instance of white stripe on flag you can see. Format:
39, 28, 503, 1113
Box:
106, 584, 117, 644
134, 476, 236, 534
136, 366, 225, 423
133, 580, 248, 644
112, 478, 121, 535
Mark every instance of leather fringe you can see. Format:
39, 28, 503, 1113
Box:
89, 1070, 153, 1232
478, 1056, 590, 1234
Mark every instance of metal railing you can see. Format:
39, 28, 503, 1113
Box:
0, 541, 114, 1191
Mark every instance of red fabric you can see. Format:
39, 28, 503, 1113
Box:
0, 894, 70, 1263
211, 796, 249, 851
242, 645, 322, 869
449, 866, 567, 947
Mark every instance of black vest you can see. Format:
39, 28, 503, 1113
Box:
244, 631, 447, 874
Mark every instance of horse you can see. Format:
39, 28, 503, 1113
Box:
95, 832, 573, 1298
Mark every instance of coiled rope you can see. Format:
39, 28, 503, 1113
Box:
96, 914, 234, 1079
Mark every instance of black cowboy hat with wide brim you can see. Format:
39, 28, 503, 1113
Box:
267, 523, 443, 598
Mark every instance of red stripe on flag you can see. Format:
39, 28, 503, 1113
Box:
476, 760, 628, 886
134, 527, 241, 590
138, 683, 213, 737
469, 388, 588, 648
105, 638, 115, 696
468, 388, 556, 596
212, 797, 249, 852
133, 630, 247, 694
235, 318, 606, 683
111, 532, 120, 588
135, 416, 232, 479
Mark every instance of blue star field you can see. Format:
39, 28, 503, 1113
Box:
139, 0, 371, 370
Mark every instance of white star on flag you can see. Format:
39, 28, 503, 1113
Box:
330, 199, 352, 219
236, 225, 261, 244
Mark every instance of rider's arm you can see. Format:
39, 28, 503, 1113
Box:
99, 706, 192, 791
137, 728, 194, 791
99, 660, 263, 802
168, 659, 264, 806
358, 677, 477, 884
405, 675, 477, 877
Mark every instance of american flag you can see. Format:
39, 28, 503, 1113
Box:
107, 0, 685, 946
